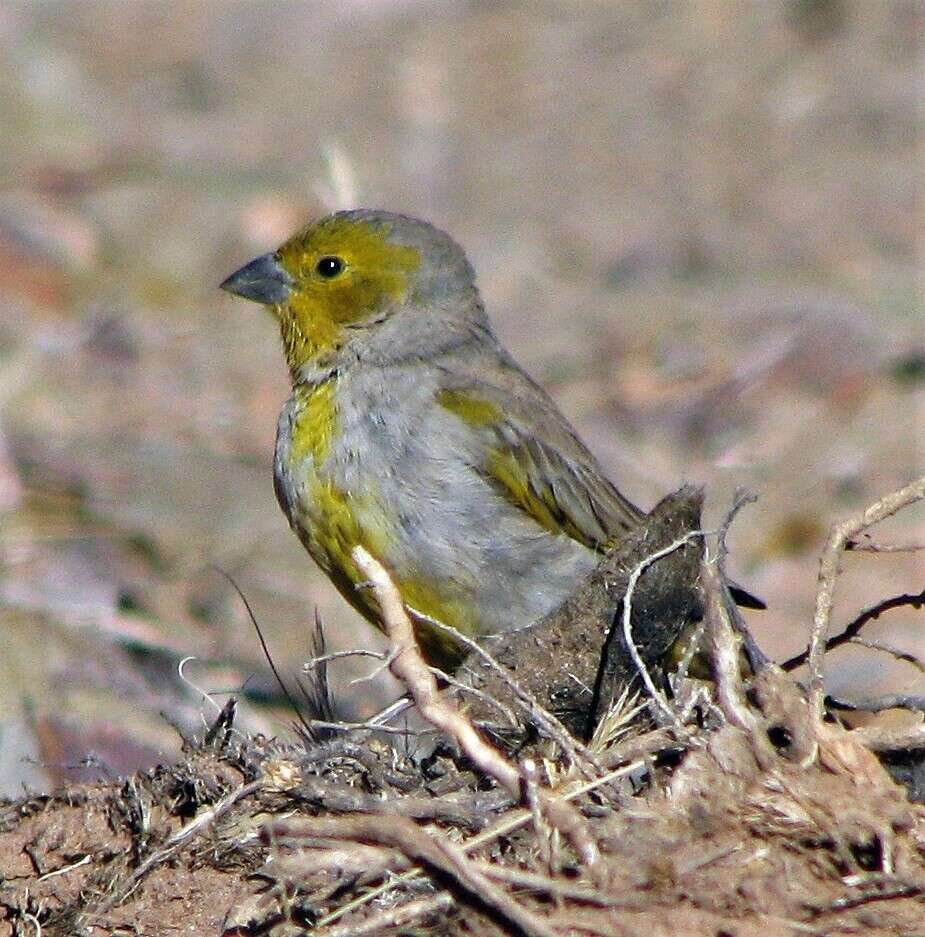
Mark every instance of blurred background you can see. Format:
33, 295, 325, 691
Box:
0, 0, 921, 794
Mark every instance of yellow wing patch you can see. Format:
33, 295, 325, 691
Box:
487, 447, 592, 546
436, 388, 503, 427
437, 386, 598, 547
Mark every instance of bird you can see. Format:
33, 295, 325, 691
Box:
221, 209, 761, 670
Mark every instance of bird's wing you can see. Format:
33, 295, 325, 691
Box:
434, 363, 644, 552
432, 355, 766, 609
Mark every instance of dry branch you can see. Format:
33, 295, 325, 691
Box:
353, 545, 604, 880
808, 475, 925, 723
264, 814, 560, 937
783, 589, 925, 673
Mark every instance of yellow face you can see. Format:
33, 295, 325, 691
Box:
222, 213, 423, 374
274, 216, 422, 370
276, 215, 422, 324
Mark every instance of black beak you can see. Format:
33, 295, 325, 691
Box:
220, 252, 294, 305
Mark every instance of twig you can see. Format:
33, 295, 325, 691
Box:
827, 693, 925, 714
473, 861, 627, 906
621, 531, 704, 727
176, 656, 223, 716
522, 758, 553, 871
353, 547, 603, 872
314, 141, 359, 211
301, 718, 432, 737
292, 775, 507, 829
849, 638, 925, 674
303, 648, 386, 669
808, 476, 925, 723
782, 590, 925, 672
846, 536, 925, 553
850, 724, 925, 752
429, 664, 520, 727
105, 778, 262, 907
353, 548, 521, 795
265, 814, 560, 937
316, 894, 454, 937
699, 493, 763, 733
36, 854, 91, 882
411, 606, 601, 775
213, 565, 317, 740
701, 555, 759, 733
313, 758, 645, 930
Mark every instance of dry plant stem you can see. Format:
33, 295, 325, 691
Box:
522, 759, 553, 871
430, 664, 520, 726
304, 718, 427, 736
267, 842, 409, 880
828, 693, 925, 714
850, 638, 925, 674
472, 861, 627, 906
317, 894, 454, 937
850, 724, 925, 752
104, 779, 262, 908
621, 532, 702, 727
782, 589, 925, 673
313, 758, 644, 930
847, 537, 925, 553
266, 815, 560, 937
353, 546, 602, 871
701, 553, 771, 747
808, 475, 925, 723
419, 608, 601, 773
293, 776, 506, 829
353, 547, 521, 795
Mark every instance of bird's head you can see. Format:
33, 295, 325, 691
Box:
221, 210, 479, 378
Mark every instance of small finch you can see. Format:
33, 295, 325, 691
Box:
222, 210, 761, 669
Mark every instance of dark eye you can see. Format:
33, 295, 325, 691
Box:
315, 256, 344, 278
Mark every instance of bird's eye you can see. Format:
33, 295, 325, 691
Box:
315, 256, 344, 278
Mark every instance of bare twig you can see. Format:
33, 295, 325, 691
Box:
827, 693, 925, 714
265, 815, 559, 937
303, 648, 386, 669
353, 547, 603, 874
621, 531, 703, 727
782, 590, 925, 672
850, 724, 925, 752
846, 536, 925, 553
213, 565, 318, 740
301, 718, 431, 737
313, 758, 645, 930
292, 775, 508, 829
700, 493, 770, 734
412, 606, 601, 775
849, 638, 925, 674
316, 894, 454, 937
105, 779, 262, 907
808, 476, 925, 723
429, 664, 520, 726
353, 547, 522, 794
701, 554, 762, 737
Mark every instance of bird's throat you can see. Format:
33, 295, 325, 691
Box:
278, 304, 343, 380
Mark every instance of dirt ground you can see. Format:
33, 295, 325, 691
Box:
2, 654, 924, 936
